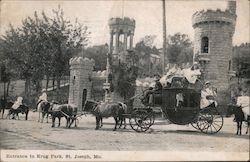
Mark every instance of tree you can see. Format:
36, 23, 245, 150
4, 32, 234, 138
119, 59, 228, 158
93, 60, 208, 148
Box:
83, 44, 108, 71
0, 6, 90, 100
112, 50, 139, 112
233, 43, 250, 78
134, 35, 161, 77
166, 33, 193, 64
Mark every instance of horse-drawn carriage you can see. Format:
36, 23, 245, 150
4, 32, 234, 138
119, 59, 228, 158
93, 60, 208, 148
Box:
129, 77, 224, 134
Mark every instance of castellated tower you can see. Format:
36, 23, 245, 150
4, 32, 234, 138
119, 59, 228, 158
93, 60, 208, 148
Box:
104, 17, 136, 102
68, 57, 94, 111
192, 1, 236, 104
108, 17, 135, 60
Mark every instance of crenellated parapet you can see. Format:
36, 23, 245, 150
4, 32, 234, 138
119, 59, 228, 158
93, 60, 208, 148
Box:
108, 17, 136, 56
109, 17, 136, 34
69, 57, 95, 70
192, 9, 236, 28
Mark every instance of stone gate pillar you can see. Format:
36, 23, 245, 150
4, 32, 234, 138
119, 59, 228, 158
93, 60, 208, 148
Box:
68, 57, 94, 111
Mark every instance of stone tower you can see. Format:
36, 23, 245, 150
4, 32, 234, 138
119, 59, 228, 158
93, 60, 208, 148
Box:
68, 57, 94, 111
192, 1, 237, 104
104, 17, 136, 102
108, 17, 135, 59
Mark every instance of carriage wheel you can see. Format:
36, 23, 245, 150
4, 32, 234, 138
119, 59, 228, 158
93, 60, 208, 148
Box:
196, 108, 223, 134
129, 109, 155, 132
191, 122, 199, 130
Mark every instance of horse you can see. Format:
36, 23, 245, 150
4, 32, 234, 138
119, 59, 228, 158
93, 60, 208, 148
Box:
50, 103, 78, 128
118, 102, 128, 129
83, 100, 126, 131
38, 101, 51, 123
227, 105, 250, 135
6, 104, 29, 120
0, 98, 7, 118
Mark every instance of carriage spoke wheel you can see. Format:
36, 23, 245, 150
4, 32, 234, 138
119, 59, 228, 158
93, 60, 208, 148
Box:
129, 109, 155, 132
196, 108, 223, 134
191, 122, 199, 130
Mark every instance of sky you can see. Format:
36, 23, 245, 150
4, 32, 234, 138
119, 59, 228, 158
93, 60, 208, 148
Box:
0, 0, 249, 47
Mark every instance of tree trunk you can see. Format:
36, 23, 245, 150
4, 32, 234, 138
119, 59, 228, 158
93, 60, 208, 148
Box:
56, 76, 61, 90
56, 76, 61, 101
46, 75, 49, 90
6, 80, 10, 97
52, 77, 55, 91
25, 78, 31, 97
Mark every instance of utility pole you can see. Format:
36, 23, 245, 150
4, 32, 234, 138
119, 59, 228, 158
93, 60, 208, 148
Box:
162, 0, 167, 75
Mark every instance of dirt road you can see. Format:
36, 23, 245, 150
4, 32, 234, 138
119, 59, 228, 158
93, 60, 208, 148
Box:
0, 110, 249, 152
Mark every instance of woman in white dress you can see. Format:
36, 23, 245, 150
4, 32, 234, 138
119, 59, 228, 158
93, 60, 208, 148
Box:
200, 81, 218, 109
11, 97, 23, 109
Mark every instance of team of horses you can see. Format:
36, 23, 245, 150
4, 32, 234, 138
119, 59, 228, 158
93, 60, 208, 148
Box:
36, 100, 127, 130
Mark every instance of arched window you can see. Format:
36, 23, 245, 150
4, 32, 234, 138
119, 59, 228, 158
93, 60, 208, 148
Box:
201, 37, 209, 53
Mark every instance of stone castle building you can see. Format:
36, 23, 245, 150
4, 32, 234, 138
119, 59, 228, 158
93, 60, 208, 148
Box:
192, 1, 237, 103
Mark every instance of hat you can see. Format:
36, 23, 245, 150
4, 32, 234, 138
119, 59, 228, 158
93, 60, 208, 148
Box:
205, 81, 211, 85
154, 74, 161, 80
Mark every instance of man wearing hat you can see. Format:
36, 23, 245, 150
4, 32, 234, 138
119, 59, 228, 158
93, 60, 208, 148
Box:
200, 81, 218, 109
154, 74, 163, 91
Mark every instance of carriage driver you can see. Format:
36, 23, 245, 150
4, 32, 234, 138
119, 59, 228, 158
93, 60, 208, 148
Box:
37, 89, 48, 111
200, 81, 218, 109
143, 74, 163, 105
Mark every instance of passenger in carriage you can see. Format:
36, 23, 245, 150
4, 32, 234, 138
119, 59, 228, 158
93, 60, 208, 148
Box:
182, 62, 201, 88
200, 81, 218, 109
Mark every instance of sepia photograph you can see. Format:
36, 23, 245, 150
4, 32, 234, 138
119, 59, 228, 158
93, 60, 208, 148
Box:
0, 0, 249, 161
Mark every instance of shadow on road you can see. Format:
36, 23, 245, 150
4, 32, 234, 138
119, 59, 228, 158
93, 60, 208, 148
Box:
150, 129, 249, 139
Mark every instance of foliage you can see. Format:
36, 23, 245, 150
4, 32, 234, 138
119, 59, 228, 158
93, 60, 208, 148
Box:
83, 44, 108, 71
0, 6, 90, 97
233, 43, 250, 78
166, 33, 193, 64
134, 35, 161, 77
111, 50, 139, 111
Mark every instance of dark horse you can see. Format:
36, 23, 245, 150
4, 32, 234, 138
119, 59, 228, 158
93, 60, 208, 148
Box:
38, 101, 51, 123
83, 100, 126, 131
0, 98, 7, 118
6, 104, 29, 120
51, 104, 78, 128
228, 104, 250, 135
